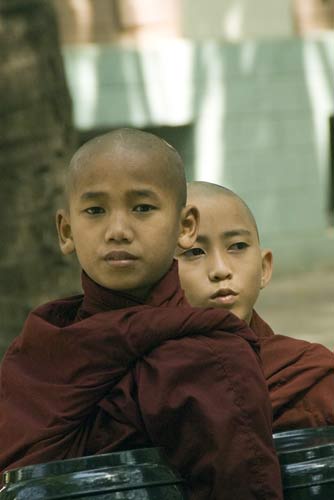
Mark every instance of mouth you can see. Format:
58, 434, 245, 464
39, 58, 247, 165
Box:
104, 251, 138, 267
210, 288, 238, 305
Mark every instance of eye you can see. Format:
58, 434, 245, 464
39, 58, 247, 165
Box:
84, 206, 105, 215
229, 242, 249, 251
181, 247, 206, 258
133, 204, 156, 213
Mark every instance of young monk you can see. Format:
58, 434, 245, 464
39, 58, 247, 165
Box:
176, 181, 334, 432
0, 129, 283, 499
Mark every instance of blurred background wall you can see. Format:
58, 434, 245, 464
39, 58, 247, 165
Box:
54, 0, 334, 271
0, 0, 78, 357
1, 0, 333, 356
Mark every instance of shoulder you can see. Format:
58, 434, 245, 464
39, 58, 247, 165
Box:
138, 331, 262, 390
31, 294, 84, 327
260, 333, 334, 382
261, 333, 334, 361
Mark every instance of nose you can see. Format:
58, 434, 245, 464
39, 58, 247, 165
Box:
208, 253, 232, 282
104, 212, 133, 243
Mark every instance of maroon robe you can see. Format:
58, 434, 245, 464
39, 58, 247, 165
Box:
0, 262, 283, 499
251, 311, 334, 432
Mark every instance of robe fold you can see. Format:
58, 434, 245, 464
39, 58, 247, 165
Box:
0, 261, 283, 499
250, 310, 334, 432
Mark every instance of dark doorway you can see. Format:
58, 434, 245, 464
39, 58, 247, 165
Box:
329, 114, 334, 226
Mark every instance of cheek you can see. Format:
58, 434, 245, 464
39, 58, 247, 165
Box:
147, 217, 178, 244
161, 210, 183, 238
242, 267, 262, 304
178, 264, 202, 294
243, 257, 263, 284
73, 234, 91, 255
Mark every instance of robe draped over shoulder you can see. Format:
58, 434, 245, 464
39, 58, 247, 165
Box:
0, 262, 283, 499
251, 310, 334, 432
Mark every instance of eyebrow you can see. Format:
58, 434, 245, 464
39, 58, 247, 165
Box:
196, 229, 252, 243
128, 189, 160, 201
79, 191, 107, 201
79, 189, 160, 201
221, 229, 252, 238
196, 234, 210, 244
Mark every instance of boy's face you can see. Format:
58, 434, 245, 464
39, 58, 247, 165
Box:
57, 147, 197, 298
176, 193, 272, 323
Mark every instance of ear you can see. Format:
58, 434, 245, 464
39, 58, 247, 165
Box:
177, 204, 199, 250
56, 209, 75, 255
260, 248, 273, 289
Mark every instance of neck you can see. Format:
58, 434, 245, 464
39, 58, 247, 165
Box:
77, 260, 187, 319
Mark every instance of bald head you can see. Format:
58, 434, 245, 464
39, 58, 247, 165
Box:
187, 181, 259, 241
66, 128, 186, 208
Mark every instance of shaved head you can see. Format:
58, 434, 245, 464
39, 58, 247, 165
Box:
66, 128, 186, 209
187, 181, 259, 241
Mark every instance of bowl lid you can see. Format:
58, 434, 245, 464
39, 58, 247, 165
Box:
3, 448, 167, 483
274, 427, 334, 464
274, 427, 334, 489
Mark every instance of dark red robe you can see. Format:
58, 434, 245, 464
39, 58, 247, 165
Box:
250, 311, 334, 432
0, 262, 283, 499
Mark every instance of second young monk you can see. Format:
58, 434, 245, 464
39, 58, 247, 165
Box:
0, 130, 283, 499
176, 181, 334, 432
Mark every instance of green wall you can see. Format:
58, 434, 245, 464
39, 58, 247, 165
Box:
63, 35, 334, 273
